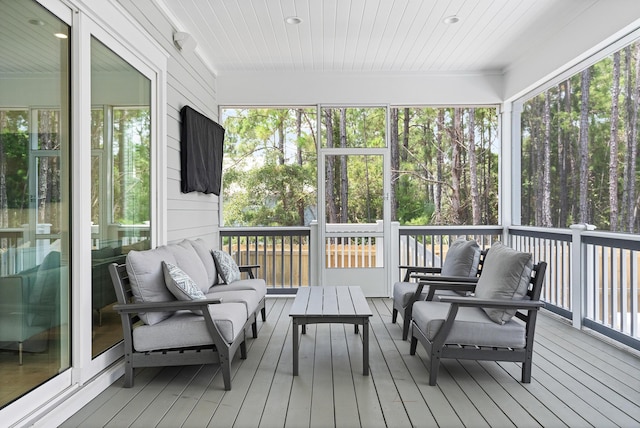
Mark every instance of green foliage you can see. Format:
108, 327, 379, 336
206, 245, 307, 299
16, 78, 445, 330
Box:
521, 41, 640, 232
222, 106, 499, 227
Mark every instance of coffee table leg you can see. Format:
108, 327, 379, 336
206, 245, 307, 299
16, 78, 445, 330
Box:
293, 318, 299, 376
363, 319, 369, 375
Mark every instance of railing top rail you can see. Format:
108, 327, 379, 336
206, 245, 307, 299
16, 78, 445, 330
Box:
508, 226, 572, 242
220, 226, 311, 237
398, 225, 503, 235
581, 231, 640, 250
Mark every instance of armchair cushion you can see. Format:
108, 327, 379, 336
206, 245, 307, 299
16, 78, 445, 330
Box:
126, 246, 177, 325
162, 262, 206, 315
412, 300, 526, 348
474, 242, 533, 324
212, 250, 241, 284
440, 237, 481, 278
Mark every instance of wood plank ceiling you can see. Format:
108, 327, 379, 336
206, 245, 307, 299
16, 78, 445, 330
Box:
158, 0, 600, 75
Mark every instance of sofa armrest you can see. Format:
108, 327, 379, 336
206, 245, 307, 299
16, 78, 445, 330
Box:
238, 264, 260, 279
113, 297, 222, 314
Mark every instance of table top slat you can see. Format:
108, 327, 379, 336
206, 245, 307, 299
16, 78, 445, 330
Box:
349, 287, 372, 316
289, 287, 310, 316
323, 287, 339, 316
336, 286, 356, 315
306, 286, 325, 315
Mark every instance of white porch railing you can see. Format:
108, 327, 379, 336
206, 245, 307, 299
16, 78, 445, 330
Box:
220, 223, 640, 350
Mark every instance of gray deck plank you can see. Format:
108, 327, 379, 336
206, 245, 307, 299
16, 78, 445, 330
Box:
310, 323, 336, 427
129, 365, 202, 427
233, 298, 289, 428
330, 323, 361, 428
61, 297, 640, 428
285, 315, 315, 427
259, 300, 295, 428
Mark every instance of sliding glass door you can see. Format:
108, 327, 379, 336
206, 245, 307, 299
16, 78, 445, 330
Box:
0, 0, 70, 407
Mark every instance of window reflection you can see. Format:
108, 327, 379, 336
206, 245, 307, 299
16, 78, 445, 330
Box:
0, 0, 70, 408
90, 38, 151, 357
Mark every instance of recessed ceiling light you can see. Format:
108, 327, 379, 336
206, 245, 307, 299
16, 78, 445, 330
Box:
54, 32, 68, 39
443, 15, 459, 24
28, 19, 45, 26
285, 16, 302, 25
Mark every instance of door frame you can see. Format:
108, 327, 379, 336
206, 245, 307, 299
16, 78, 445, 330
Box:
316, 105, 392, 297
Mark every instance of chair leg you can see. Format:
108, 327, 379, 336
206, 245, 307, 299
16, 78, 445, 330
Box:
240, 340, 247, 359
124, 362, 135, 388
221, 352, 232, 391
409, 336, 418, 355
392, 308, 398, 323
261, 306, 266, 322
522, 350, 533, 383
252, 320, 258, 338
429, 355, 440, 386
402, 314, 411, 340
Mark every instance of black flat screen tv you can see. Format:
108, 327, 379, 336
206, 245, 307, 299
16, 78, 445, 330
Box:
180, 105, 224, 195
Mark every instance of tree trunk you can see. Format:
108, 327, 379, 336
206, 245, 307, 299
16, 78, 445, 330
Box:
324, 109, 338, 223
579, 68, 591, 224
451, 108, 462, 225
0, 111, 7, 228
542, 92, 552, 227
402, 108, 410, 162
609, 51, 621, 231
558, 80, 569, 227
468, 108, 481, 225
296, 109, 304, 225
624, 43, 640, 232
435, 110, 444, 224
390, 108, 399, 221
339, 108, 348, 223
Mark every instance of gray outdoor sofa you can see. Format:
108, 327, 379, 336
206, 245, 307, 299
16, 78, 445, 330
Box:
108, 238, 266, 390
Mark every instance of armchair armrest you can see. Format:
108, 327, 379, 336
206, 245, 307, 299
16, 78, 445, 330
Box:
411, 274, 478, 282
436, 295, 545, 310
238, 264, 260, 279
399, 265, 441, 282
417, 279, 478, 301
113, 297, 222, 314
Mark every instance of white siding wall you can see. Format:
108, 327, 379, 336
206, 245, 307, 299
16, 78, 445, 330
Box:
116, 0, 221, 249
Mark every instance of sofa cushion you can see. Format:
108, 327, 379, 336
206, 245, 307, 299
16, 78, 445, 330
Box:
132, 302, 247, 350
126, 246, 177, 325
188, 238, 218, 286
441, 238, 481, 278
204, 289, 260, 319
162, 262, 206, 315
166, 241, 210, 294
412, 300, 526, 348
474, 242, 533, 324
207, 278, 267, 300
212, 250, 241, 284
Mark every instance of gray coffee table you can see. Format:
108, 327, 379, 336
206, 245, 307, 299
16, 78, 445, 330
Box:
289, 286, 372, 376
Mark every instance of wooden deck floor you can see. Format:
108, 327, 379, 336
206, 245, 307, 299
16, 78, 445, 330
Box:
62, 297, 640, 428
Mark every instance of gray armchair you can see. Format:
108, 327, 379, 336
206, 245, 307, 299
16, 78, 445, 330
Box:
409, 243, 547, 386
392, 238, 486, 340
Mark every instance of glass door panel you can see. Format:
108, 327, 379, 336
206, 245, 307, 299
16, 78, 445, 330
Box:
90, 38, 151, 357
319, 106, 390, 296
0, 0, 70, 408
